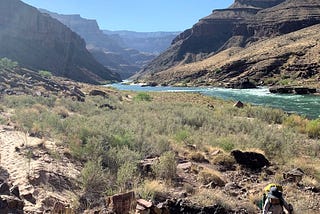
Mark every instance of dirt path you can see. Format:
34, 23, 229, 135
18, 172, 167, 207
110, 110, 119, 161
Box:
0, 126, 81, 212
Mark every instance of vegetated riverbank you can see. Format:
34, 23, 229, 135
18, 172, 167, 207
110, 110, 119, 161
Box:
109, 82, 320, 119
1, 78, 320, 213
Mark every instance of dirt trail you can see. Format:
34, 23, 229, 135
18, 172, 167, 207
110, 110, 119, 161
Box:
0, 126, 81, 212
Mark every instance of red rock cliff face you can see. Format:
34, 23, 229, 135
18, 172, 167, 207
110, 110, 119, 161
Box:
0, 0, 120, 84
138, 0, 320, 77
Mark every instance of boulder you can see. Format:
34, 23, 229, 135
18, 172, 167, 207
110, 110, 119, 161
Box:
283, 168, 304, 183
231, 150, 270, 170
0, 183, 10, 196
10, 186, 20, 199
109, 191, 136, 214
164, 199, 228, 214
233, 101, 244, 108
177, 162, 192, 172
138, 157, 159, 177
89, 89, 109, 98
0, 195, 24, 213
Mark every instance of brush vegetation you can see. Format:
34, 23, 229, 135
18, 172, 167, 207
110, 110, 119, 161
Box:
1, 89, 320, 211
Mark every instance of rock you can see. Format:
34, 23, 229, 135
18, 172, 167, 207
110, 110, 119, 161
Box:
0, 183, 10, 196
99, 103, 116, 110
22, 192, 36, 204
231, 150, 270, 170
89, 89, 109, 98
283, 168, 304, 183
52, 201, 67, 213
72, 86, 85, 97
164, 199, 229, 214
10, 186, 20, 199
136, 204, 150, 214
0, 195, 24, 212
269, 87, 294, 94
137, 199, 153, 208
231, 79, 256, 89
233, 101, 244, 108
177, 162, 192, 172
109, 191, 136, 214
269, 86, 317, 94
138, 157, 159, 177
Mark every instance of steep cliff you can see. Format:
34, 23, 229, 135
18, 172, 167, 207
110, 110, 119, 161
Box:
41, 9, 156, 79
136, 0, 320, 87
138, 0, 281, 76
0, 0, 120, 84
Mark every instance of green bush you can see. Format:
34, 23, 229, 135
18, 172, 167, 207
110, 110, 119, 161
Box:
39, 70, 53, 79
116, 162, 137, 191
153, 151, 177, 181
0, 57, 18, 70
80, 159, 110, 194
174, 129, 190, 142
133, 92, 152, 101
306, 119, 320, 138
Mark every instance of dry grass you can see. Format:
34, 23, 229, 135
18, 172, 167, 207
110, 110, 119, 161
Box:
190, 189, 235, 209
137, 180, 169, 201
198, 168, 225, 187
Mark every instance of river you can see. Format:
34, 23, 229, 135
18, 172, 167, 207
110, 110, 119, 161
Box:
108, 83, 320, 119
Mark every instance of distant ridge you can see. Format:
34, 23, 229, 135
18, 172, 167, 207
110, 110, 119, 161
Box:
0, 0, 120, 84
135, 0, 320, 88
41, 9, 171, 79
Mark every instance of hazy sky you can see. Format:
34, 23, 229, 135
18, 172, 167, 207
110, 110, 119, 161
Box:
21, 0, 234, 32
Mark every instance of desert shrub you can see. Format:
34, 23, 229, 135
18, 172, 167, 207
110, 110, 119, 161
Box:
190, 189, 233, 208
306, 119, 320, 138
133, 92, 152, 101
0, 57, 18, 70
104, 147, 141, 174
80, 159, 110, 194
215, 137, 235, 152
137, 180, 168, 201
110, 132, 135, 148
53, 106, 70, 118
3, 95, 56, 108
174, 129, 190, 143
38, 70, 52, 78
211, 153, 236, 170
242, 105, 285, 124
198, 168, 225, 186
116, 162, 137, 191
153, 151, 177, 181
190, 152, 207, 163
284, 114, 307, 133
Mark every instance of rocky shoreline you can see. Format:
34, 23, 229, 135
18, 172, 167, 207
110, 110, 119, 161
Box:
269, 86, 319, 95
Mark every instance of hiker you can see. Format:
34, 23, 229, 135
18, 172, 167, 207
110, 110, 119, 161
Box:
262, 186, 293, 214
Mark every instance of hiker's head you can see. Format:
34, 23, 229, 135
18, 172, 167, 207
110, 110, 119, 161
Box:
268, 186, 282, 199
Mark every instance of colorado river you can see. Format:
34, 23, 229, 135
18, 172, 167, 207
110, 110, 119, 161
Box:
108, 83, 320, 119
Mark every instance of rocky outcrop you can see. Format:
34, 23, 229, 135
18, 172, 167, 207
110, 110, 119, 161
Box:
0, 182, 24, 213
40, 9, 156, 79
231, 150, 270, 170
269, 86, 317, 94
0, 67, 89, 103
138, 0, 286, 76
0, 0, 120, 84
136, 0, 320, 88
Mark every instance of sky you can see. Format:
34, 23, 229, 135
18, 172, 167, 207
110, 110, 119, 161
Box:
21, 0, 234, 32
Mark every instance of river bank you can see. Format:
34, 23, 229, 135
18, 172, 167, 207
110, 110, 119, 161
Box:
107, 83, 320, 119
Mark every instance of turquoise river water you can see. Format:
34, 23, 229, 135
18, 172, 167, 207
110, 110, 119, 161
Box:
108, 83, 320, 119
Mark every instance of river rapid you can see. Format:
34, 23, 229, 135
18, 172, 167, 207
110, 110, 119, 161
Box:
108, 83, 320, 119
